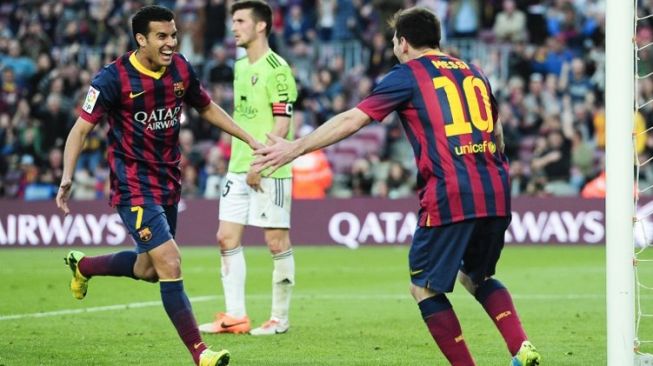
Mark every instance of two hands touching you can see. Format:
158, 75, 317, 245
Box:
248, 134, 299, 191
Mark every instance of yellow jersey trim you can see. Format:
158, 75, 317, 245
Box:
129, 52, 166, 80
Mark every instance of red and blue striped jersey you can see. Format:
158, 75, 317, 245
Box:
80, 51, 211, 206
357, 52, 510, 227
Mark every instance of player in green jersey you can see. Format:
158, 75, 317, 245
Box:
199, 0, 298, 336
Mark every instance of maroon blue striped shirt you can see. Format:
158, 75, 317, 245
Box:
357, 52, 510, 227
80, 51, 211, 206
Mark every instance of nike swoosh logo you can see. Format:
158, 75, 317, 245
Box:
221, 321, 247, 328
193, 342, 204, 350
129, 91, 145, 99
410, 269, 424, 276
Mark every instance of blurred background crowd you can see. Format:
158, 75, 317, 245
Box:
0, 0, 646, 201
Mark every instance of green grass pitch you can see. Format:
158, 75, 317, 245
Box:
0, 245, 625, 365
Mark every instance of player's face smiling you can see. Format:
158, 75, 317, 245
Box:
231, 9, 258, 48
139, 20, 178, 70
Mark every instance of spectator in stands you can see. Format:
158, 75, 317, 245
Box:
498, 101, 521, 162
35, 93, 70, 154
0, 40, 36, 86
560, 58, 595, 104
333, 0, 359, 40
71, 168, 96, 200
522, 73, 546, 134
202, 146, 228, 199
0, 67, 25, 115
19, 18, 52, 59
283, 4, 315, 46
570, 128, 595, 192
13, 100, 43, 163
204, 0, 228, 54
181, 164, 201, 198
348, 157, 374, 196
366, 32, 396, 80
543, 36, 574, 76
447, 0, 481, 39
492, 0, 527, 43
509, 160, 530, 196
75, 127, 104, 175
27, 53, 53, 100
525, 1, 548, 45
381, 160, 414, 199
507, 40, 532, 82
531, 127, 575, 196
581, 170, 605, 198
292, 125, 333, 199
205, 45, 234, 86
44, 147, 63, 188
317, 0, 336, 41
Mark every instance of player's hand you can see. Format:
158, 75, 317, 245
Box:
246, 168, 263, 192
56, 180, 72, 216
252, 133, 300, 176
249, 140, 265, 151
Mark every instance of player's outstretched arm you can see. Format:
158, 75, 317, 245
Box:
253, 107, 372, 175
199, 101, 263, 150
56, 117, 95, 215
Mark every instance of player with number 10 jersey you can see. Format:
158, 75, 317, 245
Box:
357, 52, 510, 227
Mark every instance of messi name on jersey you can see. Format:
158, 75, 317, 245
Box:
134, 106, 182, 131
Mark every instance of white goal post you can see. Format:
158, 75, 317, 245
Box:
605, 0, 635, 365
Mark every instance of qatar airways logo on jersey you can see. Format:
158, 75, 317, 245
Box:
134, 106, 182, 131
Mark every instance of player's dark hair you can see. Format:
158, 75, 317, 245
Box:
389, 7, 441, 49
230, 0, 273, 36
131, 5, 175, 42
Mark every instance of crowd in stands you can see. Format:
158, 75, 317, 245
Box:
0, 0, 639, 201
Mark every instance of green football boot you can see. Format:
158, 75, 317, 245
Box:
511, 340, 541, 366
64, 251, 89, 300
199, 348, 230, 366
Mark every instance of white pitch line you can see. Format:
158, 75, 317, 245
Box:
0, 293, 607, 321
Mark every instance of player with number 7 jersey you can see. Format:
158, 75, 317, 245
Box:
357, 51, 510, 228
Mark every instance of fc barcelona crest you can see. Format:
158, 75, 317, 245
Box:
137, 227, 153, 242
251, 74, 258, 85
173, 81, 185, 98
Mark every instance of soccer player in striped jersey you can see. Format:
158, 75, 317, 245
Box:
55, 5, 261, 366
199, 0, 297, 337
253, 7, 541, 366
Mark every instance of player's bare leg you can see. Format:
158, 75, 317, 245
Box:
250, 228, 293, 336
199, 221, 251, 334
458, 272, 540, 365
411, 284, 475, 366
150, 239, 229, 365
133, 252, 159, 282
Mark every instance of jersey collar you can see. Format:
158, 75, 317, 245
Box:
129, 52, 167, 79
420, 50, 445, 58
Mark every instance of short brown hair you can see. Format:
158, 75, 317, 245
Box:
389, 7, 441, 49
231, 0, 273, 36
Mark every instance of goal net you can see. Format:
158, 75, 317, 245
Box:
634, 1, 653, 363
614, 0, 653, 365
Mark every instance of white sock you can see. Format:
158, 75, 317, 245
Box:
221, 246, 247, 318
271, 249, 294, 323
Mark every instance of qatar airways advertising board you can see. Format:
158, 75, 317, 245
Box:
0, 197, 623, 248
